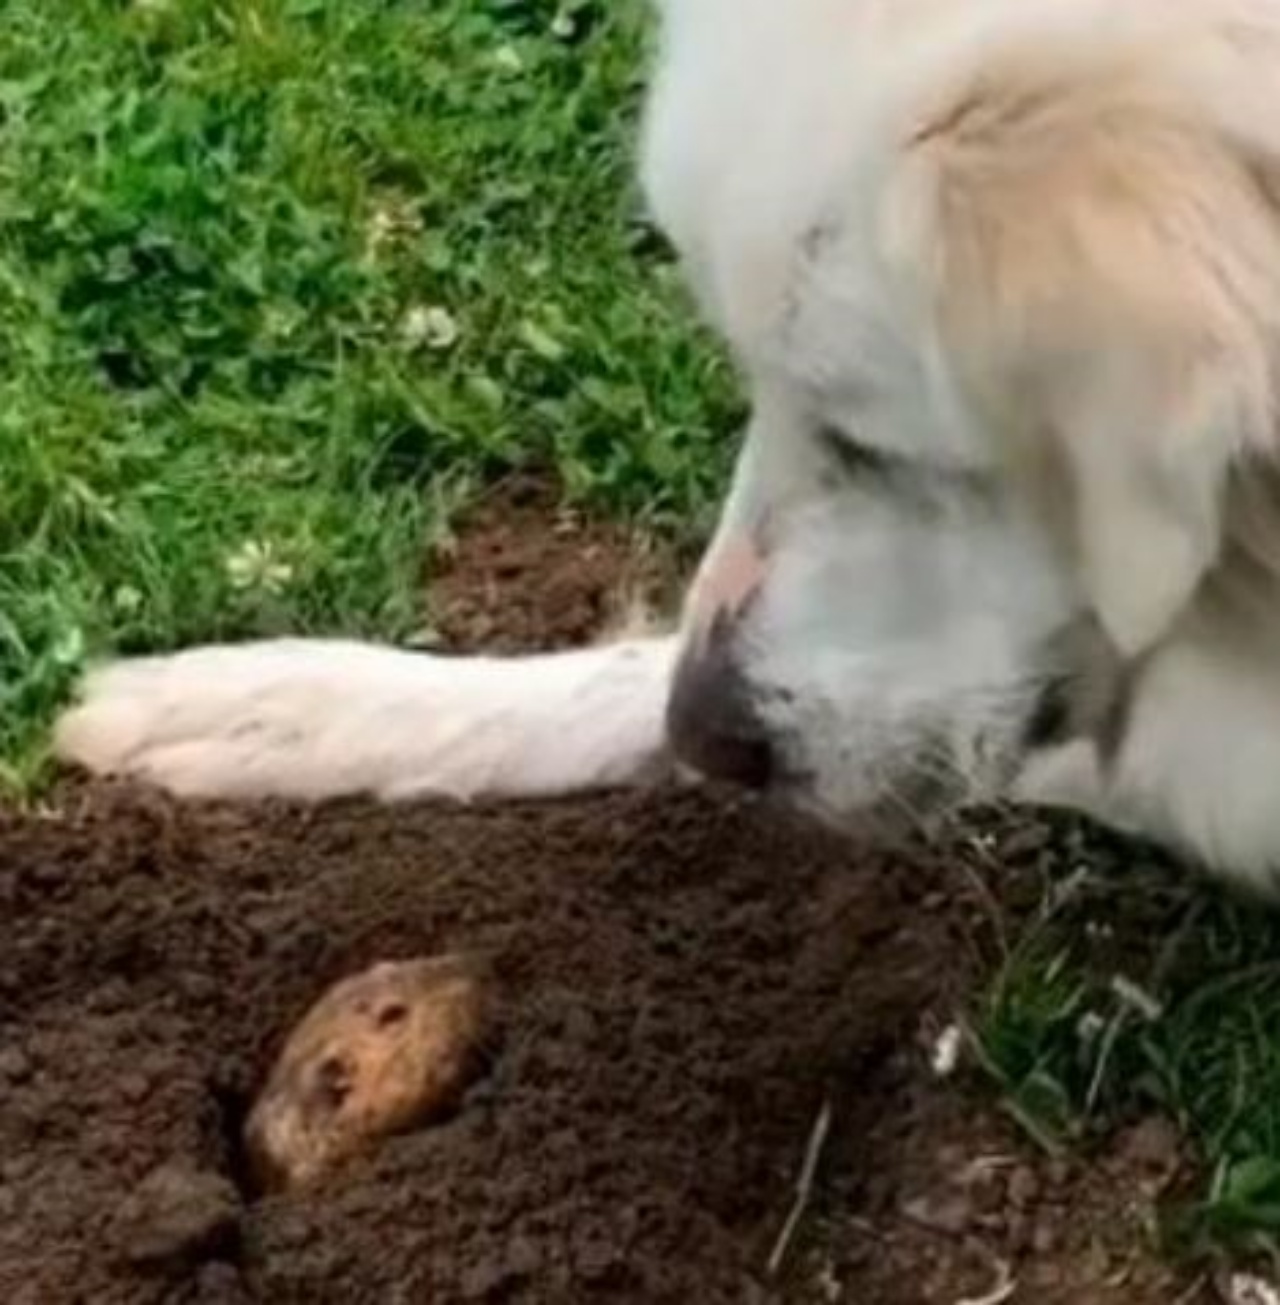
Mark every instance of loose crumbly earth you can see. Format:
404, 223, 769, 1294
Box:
428, 472, 680, 652
0, 488, 1212, 1304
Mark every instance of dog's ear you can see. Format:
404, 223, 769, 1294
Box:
1021, 325, 1245, 658
898, 68, 1280, 657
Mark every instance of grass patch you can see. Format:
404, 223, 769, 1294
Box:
973, 822, 1280, 1261
0, 0, 737, 784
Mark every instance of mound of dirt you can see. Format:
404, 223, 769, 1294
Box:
0, 482, 1209, 1303
0, 787, 1204, 1305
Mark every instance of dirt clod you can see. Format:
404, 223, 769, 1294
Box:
114, 1163, 239, 1268
1006, 1165, 1040, 1209
1118, 1116, 1184, 1178
902, 1192, 974, 1237
0, 1045, 32, 1083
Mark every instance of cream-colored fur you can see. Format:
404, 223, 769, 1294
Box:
55, 0, 1280, 891
57, 639, 675, 802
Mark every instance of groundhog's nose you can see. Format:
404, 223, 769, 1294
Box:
666, 613, 774, 790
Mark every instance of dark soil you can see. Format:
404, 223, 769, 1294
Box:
428, 473, 678, 653
0, 484, 1212, 1304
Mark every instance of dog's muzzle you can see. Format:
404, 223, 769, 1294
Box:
667, 611, 775, 789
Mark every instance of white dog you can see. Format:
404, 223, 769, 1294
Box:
56, 0, 1280, 893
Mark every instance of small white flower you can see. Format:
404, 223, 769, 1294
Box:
401, 305, 460, 351
364, 199, 423, 258
550, 10, 576, 40
225, 540, 294, 594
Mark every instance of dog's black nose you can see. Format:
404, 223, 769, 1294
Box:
666, 618, 774, 790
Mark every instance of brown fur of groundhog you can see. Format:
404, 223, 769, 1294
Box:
245, 954, 491, 1191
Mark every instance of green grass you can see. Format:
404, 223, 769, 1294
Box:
972, 828, 1280, 1263
9, 0, 1280, 1273
0, 0, 737, 785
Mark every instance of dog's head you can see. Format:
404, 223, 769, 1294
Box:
663, 411, 1105, 831
643, 0, 1280, 856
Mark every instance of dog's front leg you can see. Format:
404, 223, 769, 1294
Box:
54, 636, 678, 803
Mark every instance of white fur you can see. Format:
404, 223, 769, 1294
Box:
1096, 630, 1280, 892
746, 474, 1071, 818
56, 639, 675, 802
53, 0, 1280, 892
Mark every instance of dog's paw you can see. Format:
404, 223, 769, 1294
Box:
54, 641, 424, 800
54, 637, 676, 803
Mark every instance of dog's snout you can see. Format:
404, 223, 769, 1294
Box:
667, 612, 774, 790
685, 531, 766, 647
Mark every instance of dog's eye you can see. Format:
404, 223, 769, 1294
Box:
816, 423, 896, 480
816, 422, 995, 509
